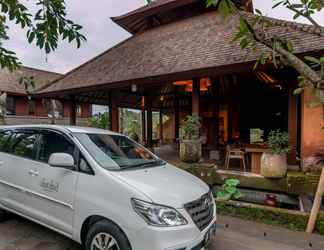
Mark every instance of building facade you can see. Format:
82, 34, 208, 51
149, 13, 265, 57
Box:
0, 66, 91, 125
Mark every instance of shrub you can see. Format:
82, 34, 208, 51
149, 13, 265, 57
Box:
267, 130, 289, 155
180, 115, 201, 140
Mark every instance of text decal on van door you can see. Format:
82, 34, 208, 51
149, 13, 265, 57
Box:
40, 178, 59, 193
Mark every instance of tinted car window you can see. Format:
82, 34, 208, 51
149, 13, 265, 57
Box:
38, 131, 75, 163
12, 133, 38, 160
0, 131, 12, 152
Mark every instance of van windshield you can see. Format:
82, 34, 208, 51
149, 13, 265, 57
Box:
74, 133, 165, 170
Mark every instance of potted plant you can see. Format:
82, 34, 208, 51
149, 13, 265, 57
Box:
261, 130, 289, 178
179, 114, 202, 163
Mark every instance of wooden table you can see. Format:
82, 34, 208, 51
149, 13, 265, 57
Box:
245, 145, 268, 174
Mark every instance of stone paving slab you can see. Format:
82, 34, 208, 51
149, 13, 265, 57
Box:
1, 215, 324, 250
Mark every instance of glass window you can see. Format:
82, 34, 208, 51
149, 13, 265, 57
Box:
74, 133, 165, 170
0, 131, 12, 152
12, 133, 38, 159
79, 155, 92, 174
38, 132, 75, 163
6, 96, 15, 115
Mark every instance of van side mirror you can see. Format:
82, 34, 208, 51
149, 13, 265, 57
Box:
48, 153, 75, 170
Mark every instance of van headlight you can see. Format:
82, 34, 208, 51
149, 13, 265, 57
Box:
131, 199, 188, 227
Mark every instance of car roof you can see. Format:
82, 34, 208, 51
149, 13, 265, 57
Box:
0, 125, 120, 135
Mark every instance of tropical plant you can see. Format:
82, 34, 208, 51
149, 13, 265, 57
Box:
19, 76, 35, 94
0, 0, 86, 71
180, 115, 201, 140
267, 130, 290, 155
89, 113, 109, 129
217, 179, 243, 201
205, 0, 324, 107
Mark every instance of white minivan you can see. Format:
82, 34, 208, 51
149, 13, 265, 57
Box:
0, 125, 216, 250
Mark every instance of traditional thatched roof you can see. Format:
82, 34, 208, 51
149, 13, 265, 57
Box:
112, 0, 252, 34
0, 66, 61, 96
37, 11, 324, 98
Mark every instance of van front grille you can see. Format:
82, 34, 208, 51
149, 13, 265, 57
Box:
184, 192, 214, 231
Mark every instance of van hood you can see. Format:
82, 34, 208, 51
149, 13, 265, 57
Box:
111, 164, 209, 208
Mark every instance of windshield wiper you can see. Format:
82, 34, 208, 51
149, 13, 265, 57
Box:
120, 159, 166, 170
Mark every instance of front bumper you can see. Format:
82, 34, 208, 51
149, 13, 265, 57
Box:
126, 208, 217, 250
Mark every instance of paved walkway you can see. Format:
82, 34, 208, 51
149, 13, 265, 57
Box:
0, 215, 324, 250
212, 216, 324, 250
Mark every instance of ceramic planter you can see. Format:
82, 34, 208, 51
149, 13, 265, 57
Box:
180, 139, 202, 163
261, 153, 287, 178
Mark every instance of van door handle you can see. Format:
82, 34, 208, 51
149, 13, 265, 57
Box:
28, 170, 39, 177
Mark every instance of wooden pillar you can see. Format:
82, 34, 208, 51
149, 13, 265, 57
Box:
159, 108, 163, 142
174, 93, 180, 140
192, 78, 200, 115
212, 78, 220, 146
69, 96, 76, 126
288, 83, 298, 165
224, 76, 233, 143
146, 95, 153, 148
141, 109, 146, 143
109, 91, 119, 132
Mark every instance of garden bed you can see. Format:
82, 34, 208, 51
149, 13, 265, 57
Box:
177, 163, 321, 195
217, 200, 324, 235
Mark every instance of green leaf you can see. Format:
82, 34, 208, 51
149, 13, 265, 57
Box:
320, 57, 324, 64
27, 31, 35, 43
225, 179, 240, 186
305, 56, 320, 64
224, 186, 237, 194
255, 9, 262, 15
233, 192, 243, 200
217, 191, 231, 201
293, 88, 303, 95
272, 1, 284, 9
286, 41, 294, 52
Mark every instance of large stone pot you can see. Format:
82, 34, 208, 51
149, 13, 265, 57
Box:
261, 153, 287, 178
180, 139, 202, 163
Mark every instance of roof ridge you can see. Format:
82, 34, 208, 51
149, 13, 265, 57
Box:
19, 65, 62, 76
37, 36, 136, 94
241, 11, 324, 37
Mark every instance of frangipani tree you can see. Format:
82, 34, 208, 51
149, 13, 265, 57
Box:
206, 0, 324, 104
0, 0, 86, 71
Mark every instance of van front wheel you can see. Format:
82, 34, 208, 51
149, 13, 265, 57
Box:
85, 220, 131, 250
0, 208, 6, 222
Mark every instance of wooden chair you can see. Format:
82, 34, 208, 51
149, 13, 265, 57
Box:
225, 145, 247, 172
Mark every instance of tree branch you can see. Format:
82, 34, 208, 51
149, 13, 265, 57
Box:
286, 5, 320, 28
252, 28, 324, 88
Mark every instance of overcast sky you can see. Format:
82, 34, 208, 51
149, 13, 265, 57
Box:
4, 0, 324, 74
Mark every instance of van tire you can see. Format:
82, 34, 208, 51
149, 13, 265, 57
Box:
0, 208, 6, 222
85, 220, 131, 250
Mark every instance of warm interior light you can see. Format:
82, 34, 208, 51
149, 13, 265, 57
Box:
180, 78, 212, 92
256, 71, 277, 84
173, 80, 193, 86
184, 84, 193, 92
141, 96, 145, 110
